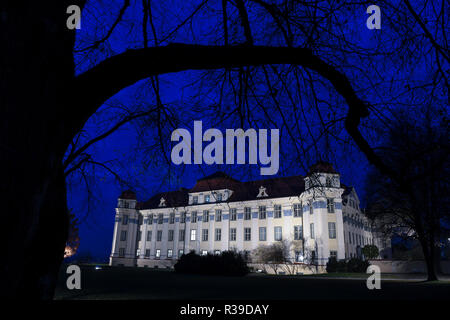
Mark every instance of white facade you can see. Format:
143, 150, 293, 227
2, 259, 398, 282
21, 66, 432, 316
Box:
109, 164, 386, 268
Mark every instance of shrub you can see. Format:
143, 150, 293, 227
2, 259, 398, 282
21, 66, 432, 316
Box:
346, 258, 370, 273
326, 257, 370, 273
362, 245, 379, 260
174, 250, 249, 276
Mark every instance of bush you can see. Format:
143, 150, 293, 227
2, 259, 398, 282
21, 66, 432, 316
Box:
362, 245, 379, 260
174, 250, 249, 276
326, 257, 370, 273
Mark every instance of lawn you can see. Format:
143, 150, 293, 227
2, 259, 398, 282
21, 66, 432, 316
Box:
54, 265, 450, 300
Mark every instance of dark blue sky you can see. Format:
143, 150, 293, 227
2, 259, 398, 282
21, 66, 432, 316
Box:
66, 1, 446, 260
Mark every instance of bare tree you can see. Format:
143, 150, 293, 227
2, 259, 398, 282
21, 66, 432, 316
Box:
2, 0, 447, 298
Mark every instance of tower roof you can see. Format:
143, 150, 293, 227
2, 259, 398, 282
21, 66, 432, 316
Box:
119, 190, 136, 200
307, 161, 338, 176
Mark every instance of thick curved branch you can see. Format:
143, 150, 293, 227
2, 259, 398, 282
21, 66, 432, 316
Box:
71, 44, 392, 178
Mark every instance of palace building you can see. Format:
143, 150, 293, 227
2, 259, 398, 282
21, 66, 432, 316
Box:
109, 162, 387, 268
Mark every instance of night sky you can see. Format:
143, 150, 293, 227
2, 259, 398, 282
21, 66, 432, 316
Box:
65, 1, 445, 261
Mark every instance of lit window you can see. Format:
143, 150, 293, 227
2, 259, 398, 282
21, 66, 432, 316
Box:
201, 250, 208, 256
214, 250, 221, 255
216, 193, 222, 201
155, 249, 160, 258
205, 195, 210, 203
178, 249, 184, 257
167, 249, 173, 258
190, 229, 196, 241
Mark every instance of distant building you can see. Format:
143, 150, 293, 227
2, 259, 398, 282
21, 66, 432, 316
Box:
109, 162, 388, 268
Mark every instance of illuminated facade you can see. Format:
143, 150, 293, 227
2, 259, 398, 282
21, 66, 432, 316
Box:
109, 162, 386, 268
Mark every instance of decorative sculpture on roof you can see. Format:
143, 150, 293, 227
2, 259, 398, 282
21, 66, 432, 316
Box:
159, 197, 166, 207
257, 186, 268, 198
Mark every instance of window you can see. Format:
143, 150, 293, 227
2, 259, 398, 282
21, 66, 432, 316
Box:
203, 210, 209, 222
178, 249, 184, 257
205, 195, 210, 203
230, 228, 236, 241
179, 229, 185, 241
327, 199, 335, 213
190, 229, 196, 241
201, 250, 208, 256
158, 213, 163, 224
167, 249, 173, 258
349, 232, 352, 244
326, 177, 332, 187
168, 230, 174, 241
138, 215, 143, 225
244, 228, 251, 241
145, 249, 150, 257
310, 223, 315, 239
309, 203, 314, 215
259, 206, 266, 219
293, 203, 302, 217
137, 231, 142, 241
180, 212, 186, 223
147, 231, 152, 241
119, 248, 125, 257
120, 230, 127, 241
274, 226, 282, 241
274, 205, 282, 218
328, 222, 336, 239
216, 193, 222, 201
259, 227, 267, 241
124, 201, 129, 208
193, 196, 198, 204
169, 212, 175, 224
230, 208, 237, 221
214, 250, 221, 255
295, 251, 303, 262
244, 207, 252, 220
148, 214, 153, 225
157, 230, 162, 241
191, 211, 197, 223
136, 249, 141, 257
215, 209, 222, 222
330, 251, 337, 258
215, 228, 221, 241
155, 249, 161, 258
294, 225, 303, 240
202, 229, 208, 241
122, 215, 128, 225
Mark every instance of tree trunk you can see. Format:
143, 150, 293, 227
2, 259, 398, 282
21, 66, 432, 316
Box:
1, 1, 82, 299
420, 238, 438, 281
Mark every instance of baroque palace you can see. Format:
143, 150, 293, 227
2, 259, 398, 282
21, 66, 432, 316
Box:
109, 162, 387, 268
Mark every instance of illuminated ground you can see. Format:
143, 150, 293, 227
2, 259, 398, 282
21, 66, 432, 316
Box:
54, 265, 450, 300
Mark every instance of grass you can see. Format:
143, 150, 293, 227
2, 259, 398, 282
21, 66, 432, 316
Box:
55, 265, 450, 300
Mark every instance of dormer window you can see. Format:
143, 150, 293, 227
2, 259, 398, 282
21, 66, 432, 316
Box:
205, 195, 210, 203
193, 196, 198, 204
257, 186, 268, 198
216, 193, 222, 201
